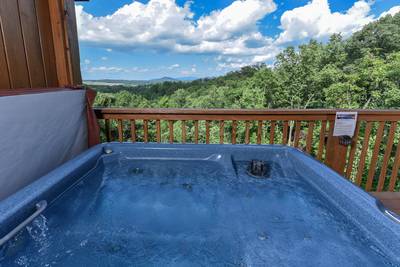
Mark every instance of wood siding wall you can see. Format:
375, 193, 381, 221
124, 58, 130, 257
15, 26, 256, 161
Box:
0, 0, 81, 90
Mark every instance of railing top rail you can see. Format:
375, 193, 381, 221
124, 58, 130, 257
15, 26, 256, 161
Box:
95, 108, 400, 116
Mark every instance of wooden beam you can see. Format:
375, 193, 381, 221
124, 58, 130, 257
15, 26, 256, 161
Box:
47, 0, 71, 86
64, 0, 82, 84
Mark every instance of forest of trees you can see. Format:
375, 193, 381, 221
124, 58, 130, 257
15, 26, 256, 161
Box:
92, 13, 400, 111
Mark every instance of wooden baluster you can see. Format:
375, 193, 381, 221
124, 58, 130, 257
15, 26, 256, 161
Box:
293, 121, 301, 148
317, 121, 327, 160
181, 120, 186, 144
130, 119, 136, 143
205, 121, 210, 144
365, 122, 385, 191
143, 120, 149, 143
232, 120, 237, 144
257, 121, 263, 144
282, 121, 289, 145
245, 121, 250, 144
389, 138, 400, 191
345, 121, 360, 178
156, 120, 161, 143
305, 121, 315, 154
356, 122, 373, 186
117, 119, 123, 142
377, 122, 397, 191
269, 121, 276, 144
169, 120, 174, 144
194, 120, 199, 144
219, 120, 224, 144
105, 119, 111, 142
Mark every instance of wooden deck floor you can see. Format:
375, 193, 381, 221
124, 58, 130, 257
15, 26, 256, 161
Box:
371, 192, 400, 215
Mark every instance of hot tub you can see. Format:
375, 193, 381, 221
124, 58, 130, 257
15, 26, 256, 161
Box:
0, 143, 399, 266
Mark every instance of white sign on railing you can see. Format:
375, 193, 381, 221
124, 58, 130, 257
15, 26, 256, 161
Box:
333, 112, 358, 137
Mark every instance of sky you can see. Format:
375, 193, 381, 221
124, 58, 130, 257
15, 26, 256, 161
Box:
76, 0, 400, 80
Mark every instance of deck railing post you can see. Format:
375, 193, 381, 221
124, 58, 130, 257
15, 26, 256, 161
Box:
326, 137, 348, 175
325, 120, 349, 175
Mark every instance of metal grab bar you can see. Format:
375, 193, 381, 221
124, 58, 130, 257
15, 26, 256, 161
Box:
383, 209, 400, 224
0, 200, 47, 247
376, 199, 400, 224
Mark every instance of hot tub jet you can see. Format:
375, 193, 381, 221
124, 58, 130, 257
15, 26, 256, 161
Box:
247, 160, 270, 178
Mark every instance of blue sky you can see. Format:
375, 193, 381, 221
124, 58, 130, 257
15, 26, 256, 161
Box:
76, 0, 400, 80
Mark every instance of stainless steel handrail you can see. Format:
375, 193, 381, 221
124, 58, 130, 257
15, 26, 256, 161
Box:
0, 200, 47, 247
376, 199, 400, 224
384, 209, 400, 224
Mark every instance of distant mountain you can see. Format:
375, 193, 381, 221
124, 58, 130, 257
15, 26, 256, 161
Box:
149, 77, 178, 83
84, 76, 198, 86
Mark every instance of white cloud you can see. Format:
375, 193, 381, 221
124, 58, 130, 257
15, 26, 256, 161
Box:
84, 59, 90, 64
76, 0, 400, 72
76, 1, 195, 51
276, 0, 374, 44
101, 56, 108, 60
133, 67, 149, 72
196, 0, 276, 41
88, 66, 124, 73
180, 66, 197, 75
88, 66, 149, 73
76, 0, 276, 58
216, 56, 249, 70
215, 49, 278, 71
167, 63, 180, 69
253, 54, 274, 63
379, 6, 400, 18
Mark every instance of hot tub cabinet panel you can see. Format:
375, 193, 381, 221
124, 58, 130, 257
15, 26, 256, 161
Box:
0, 143, 399, 266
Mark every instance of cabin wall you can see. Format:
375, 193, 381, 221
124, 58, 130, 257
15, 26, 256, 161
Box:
0, 0, 81, 90
0, 0, 85, 199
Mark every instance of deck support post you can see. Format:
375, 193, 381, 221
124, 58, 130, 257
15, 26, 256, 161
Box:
325, 120, 349, 175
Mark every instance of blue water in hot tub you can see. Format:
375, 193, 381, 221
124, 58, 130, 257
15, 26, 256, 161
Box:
0, 154, 396, 266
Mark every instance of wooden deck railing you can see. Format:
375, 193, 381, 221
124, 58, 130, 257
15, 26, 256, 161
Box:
95, 108, 400, 192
